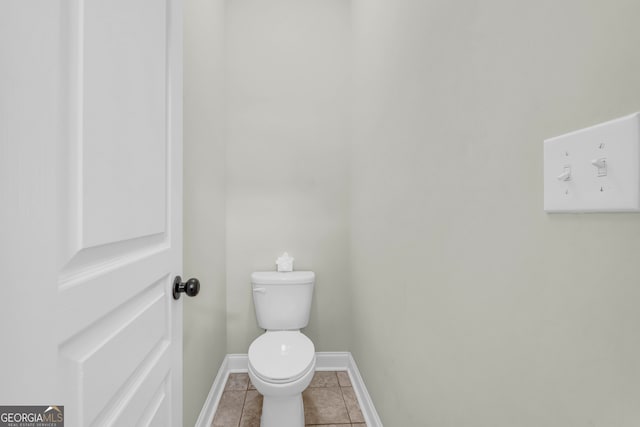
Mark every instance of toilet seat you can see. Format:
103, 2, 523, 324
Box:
248, 331, 315, 384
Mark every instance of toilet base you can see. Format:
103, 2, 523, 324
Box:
248, 353, 316, 427
248, 337, 316, 427
261, 394, 304, 427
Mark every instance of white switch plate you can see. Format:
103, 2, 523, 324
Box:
544, 112, 640, 212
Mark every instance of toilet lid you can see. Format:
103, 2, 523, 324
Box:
248, 331, 315, 383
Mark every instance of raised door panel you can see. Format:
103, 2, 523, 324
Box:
78, 0, 167, 250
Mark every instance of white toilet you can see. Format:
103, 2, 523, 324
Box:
248, 271, 316, 427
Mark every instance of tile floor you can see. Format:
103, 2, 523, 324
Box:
212, 371, 367, 427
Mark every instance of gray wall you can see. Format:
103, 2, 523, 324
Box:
184, 0, 640, 425
224, 0, 352, 353
350, 0, 640, 425
183, 0, 227, 425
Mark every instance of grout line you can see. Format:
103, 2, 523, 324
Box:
235, 374, 248, 427
338, 384, 353, 424
236, 389, 247, 427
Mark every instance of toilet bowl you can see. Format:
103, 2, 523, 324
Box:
248, 330, 316, 427
249, 271, 316, 426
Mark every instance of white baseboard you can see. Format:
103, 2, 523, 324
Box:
194, 351, 382, 427
194, 356, 229, 427
345, 353, 383, 427
226, 353, 250, 372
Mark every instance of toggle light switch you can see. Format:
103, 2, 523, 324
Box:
557, 167, 571, 181
591, 157, 607, 177
543, 112, 640, 212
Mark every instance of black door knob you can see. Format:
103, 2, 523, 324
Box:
173, 276, 200, 300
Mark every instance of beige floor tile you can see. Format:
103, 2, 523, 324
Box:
212, 390, 245, 427
248, 380, 256, 390
336, 371, 352, 387
214, 371, 368, 427
341, 387, 365, 423
239, 390, 263, 427
225, 373, 250, 391
308, 371, 339, 388
303, 386, 350, 424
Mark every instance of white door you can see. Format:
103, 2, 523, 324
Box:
0, 1, 184, 426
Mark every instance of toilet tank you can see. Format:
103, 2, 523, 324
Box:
251, 271, 315, 331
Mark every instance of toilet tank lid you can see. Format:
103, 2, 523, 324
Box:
251, 271, 315, 285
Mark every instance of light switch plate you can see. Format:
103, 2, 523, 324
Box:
544, 112, 640, 212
